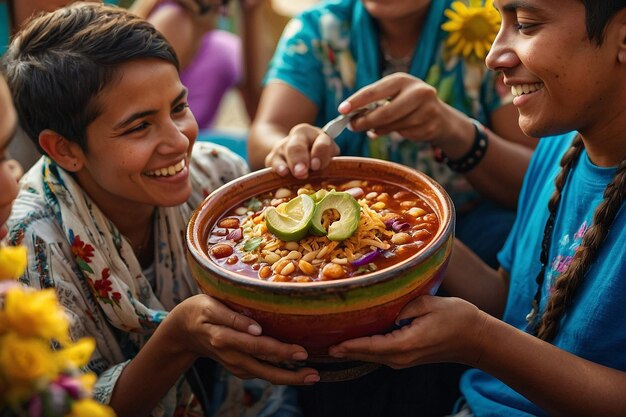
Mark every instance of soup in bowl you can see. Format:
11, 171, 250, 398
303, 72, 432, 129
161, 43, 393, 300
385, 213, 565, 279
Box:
186, 157, 454, 365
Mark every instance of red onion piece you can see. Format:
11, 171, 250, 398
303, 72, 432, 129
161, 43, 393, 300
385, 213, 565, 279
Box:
226, 228, 243, 242
392, 220, 410, 232
351, 249, 381, 267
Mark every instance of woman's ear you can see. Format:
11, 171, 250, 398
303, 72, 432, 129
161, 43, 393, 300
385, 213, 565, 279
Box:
38, 129, 85, 172
617, 10, 626, 64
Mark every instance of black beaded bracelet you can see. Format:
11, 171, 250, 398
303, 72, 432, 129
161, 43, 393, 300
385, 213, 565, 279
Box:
439, 119, 488, 173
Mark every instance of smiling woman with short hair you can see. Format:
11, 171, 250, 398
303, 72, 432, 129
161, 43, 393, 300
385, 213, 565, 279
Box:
4, 4, 314, 416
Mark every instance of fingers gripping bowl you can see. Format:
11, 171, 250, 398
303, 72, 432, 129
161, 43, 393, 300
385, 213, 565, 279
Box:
186, 158, 455, 370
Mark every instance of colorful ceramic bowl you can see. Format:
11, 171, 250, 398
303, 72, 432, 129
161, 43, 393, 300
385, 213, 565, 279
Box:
186, 157, 454, 374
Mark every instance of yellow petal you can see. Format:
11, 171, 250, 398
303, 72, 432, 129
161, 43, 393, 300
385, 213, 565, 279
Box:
474, 41, 486, 59
68, 399, 116, 417
0, 246, 27, 280
0, 333, 60, 383
78, 372, 97, 393
441, 21, 462, 32
451, 1, 469, 15
57, 337, 96, 368
1, 288, 70, 342
463, 42, 474, 57
452, 40, 467, 56
444, 9, 463, 21
446, 31, 462, 47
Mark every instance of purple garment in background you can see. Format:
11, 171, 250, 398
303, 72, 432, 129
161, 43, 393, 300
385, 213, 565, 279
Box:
154, 3, 243, 129
181, 30, 242, 129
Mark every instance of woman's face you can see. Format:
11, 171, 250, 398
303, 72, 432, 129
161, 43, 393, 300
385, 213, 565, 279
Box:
73, 59, 198, 216
0, 80, 19, 239
486, 0, 624, 139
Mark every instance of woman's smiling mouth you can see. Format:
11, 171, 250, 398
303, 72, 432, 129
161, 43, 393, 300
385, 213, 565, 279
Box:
510, 83, 544, 97
145, 159, 186, 177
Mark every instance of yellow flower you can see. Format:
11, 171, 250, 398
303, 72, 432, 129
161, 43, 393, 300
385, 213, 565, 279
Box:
0, 287, 70, 342
442, 0, 501, 60
0, 245, 27, 281
68, 398, 116, 417
56, 337, 96, 369
0, 333, 60, 385
77, 372, 97, 394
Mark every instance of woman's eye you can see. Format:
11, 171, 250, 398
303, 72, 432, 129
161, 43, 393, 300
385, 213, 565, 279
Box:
173, 103, 190, 114
514, 22, 535, 31
125, 122, 149, 134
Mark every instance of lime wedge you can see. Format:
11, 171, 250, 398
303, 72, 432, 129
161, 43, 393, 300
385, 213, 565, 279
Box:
309, 191, 361, 241
265, 194, 315, 242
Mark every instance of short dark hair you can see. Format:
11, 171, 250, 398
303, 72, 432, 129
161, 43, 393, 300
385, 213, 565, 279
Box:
581, 0, 626, 44
2, 3, 179, 153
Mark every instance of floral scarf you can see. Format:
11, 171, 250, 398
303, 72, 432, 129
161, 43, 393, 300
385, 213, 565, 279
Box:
36, 146, 235, 341
8, 144, 299, 416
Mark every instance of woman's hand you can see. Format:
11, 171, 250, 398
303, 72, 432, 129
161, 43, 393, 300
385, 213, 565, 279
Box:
339, 73, 472, 149
328, 295, 489, 369
264, 123, 340, 179
163, 294, 319, 385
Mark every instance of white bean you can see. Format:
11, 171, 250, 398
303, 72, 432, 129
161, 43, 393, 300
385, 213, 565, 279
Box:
274, 187, 292, 199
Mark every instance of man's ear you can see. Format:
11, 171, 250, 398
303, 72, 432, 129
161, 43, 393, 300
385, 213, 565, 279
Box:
38, 129, 85, 172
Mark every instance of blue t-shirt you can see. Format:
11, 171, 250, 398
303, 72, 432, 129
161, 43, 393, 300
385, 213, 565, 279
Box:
266, 0, 510, 208
461, 131, 626, 416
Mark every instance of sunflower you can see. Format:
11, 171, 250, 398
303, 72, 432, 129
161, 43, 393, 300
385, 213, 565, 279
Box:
442, 0, 501, 60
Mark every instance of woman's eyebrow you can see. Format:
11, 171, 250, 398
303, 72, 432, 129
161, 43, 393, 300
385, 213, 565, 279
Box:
114, 88, 189, 131
501, 0, 542, 13
171, 88, 188, 106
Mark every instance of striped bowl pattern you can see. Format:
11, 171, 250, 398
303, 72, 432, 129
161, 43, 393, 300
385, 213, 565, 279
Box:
186, 157, 455, 354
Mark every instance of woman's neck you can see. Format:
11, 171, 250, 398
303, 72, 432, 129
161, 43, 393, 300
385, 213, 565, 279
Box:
580, 108, 626, 167
91, 194, 157, 267
377, 11, 426, 59
113, 206, 156, 268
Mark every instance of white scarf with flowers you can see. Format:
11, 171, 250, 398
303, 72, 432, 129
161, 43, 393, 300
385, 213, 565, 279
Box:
31, 143, 246, 338
8, 143, 302, 417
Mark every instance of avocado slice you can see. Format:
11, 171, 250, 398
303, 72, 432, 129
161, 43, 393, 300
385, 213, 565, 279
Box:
266, 194, 316, 242
309, 191, 361, 241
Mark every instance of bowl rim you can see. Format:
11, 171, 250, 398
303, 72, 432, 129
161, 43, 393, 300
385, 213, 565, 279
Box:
186, 157, 455, 294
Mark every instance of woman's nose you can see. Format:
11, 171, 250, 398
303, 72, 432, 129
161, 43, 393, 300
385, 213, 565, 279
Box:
159, 118, 196, 154
486, 28, 518, 72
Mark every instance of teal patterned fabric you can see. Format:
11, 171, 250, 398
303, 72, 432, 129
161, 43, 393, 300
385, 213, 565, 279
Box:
266, 0, 511, 208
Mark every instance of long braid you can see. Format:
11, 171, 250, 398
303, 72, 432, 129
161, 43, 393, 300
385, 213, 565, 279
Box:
525, 136, 584, 330
535, 142, 626, 341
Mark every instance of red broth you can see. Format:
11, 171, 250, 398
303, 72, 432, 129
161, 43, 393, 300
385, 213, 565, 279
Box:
206, 179, 439, 282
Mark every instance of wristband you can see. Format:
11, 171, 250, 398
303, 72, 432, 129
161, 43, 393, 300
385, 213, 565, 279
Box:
438, 119, 488, 173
